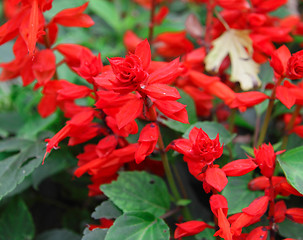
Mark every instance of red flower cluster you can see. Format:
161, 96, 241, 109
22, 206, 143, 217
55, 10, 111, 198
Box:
168, 127, 226, 192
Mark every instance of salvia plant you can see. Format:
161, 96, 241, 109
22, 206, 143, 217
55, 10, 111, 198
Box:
1, 0, 303, 239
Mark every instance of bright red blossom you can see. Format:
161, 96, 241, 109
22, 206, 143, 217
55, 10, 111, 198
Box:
254, 143, 284, 178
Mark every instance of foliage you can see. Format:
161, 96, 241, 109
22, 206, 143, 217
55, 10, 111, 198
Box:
1, 0, 303, 239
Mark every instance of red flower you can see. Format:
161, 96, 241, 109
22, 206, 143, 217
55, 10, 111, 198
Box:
168, 127, 225, 191
287, 50, 303, 79
191, 127, 223, 163
73, 52, 103, 84
109, 39, 150, 94
168, 127, 223, 164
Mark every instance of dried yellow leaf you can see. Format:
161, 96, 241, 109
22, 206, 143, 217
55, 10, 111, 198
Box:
205, 29, 261, 91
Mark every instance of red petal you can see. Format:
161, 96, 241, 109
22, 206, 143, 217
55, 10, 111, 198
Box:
57, 81, 92, 100
210, 194, 228, 217
214, 208, 232, 240
38, 93, 57, 117
135, 123, 159, 164
135, 39, 151, 70
32, 49, 56, 85
55, 44, 92, 68
293, 125, 303, 138
154, 6, 169, 25
276, 85, 297, 109
188, 70, 220, 88
286, 208, 303, 224
148, 58, 180, 84
166, 139, 192, 156
222, 159, 258, 177
229, 91, 269, 110
116, 98, 143, 129
138, 123, 159, 142
123, 30, 143, 53
205, 167, 228, 192
274, 200, 287, 223
52, 2, 94, 27
141, 83, 180, 100
154, 100, 189, 124
269, 45, 291, 76
68, 109, 95, 126
242, 196, 269, 217
247, 226, 268, 240
252, 0, 287, 12
174, 221, 213, 238
23, 0, 40, 55
248, 176, 269, 191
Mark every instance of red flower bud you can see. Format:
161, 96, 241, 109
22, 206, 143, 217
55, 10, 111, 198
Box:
254, 143, 276, 178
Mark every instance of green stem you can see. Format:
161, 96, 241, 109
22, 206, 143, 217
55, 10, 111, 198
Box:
228, 108, 236, 134
257, 78, 283, 146
281, 105, 301, 150
144, 99, 192, 220
172, 165, 189, 199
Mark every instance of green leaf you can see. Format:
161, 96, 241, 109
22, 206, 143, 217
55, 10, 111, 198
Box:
17, 113, 57, 139
82, 228, 107, 240
278, 219, 303, 240
240, 145, 254, 157
195, 227, 215, 240
222, 174, 263, 215
259, 61, 274, 85
101, 171, 170, 217
32, 148, 75, 189
92, 200, 122, 220
278, 146, 303, 194
176, 199, 191, 207
0, 112, 24, 134
162, 89, 197, 133
0, 138, 45, 200
234, 114, 254, 131
89, 0, 122, 32
254, 99, 269, 116
0, 198, 35, 240
105, 212, 169, 240
36, 229, 81, 240
0, 138, 33, 152
183, 121, 236, 145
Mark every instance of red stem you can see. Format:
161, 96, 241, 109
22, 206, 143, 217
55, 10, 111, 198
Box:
205, 0, 215, 52
148, 0, 157, 44
268, 177, 276, 240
